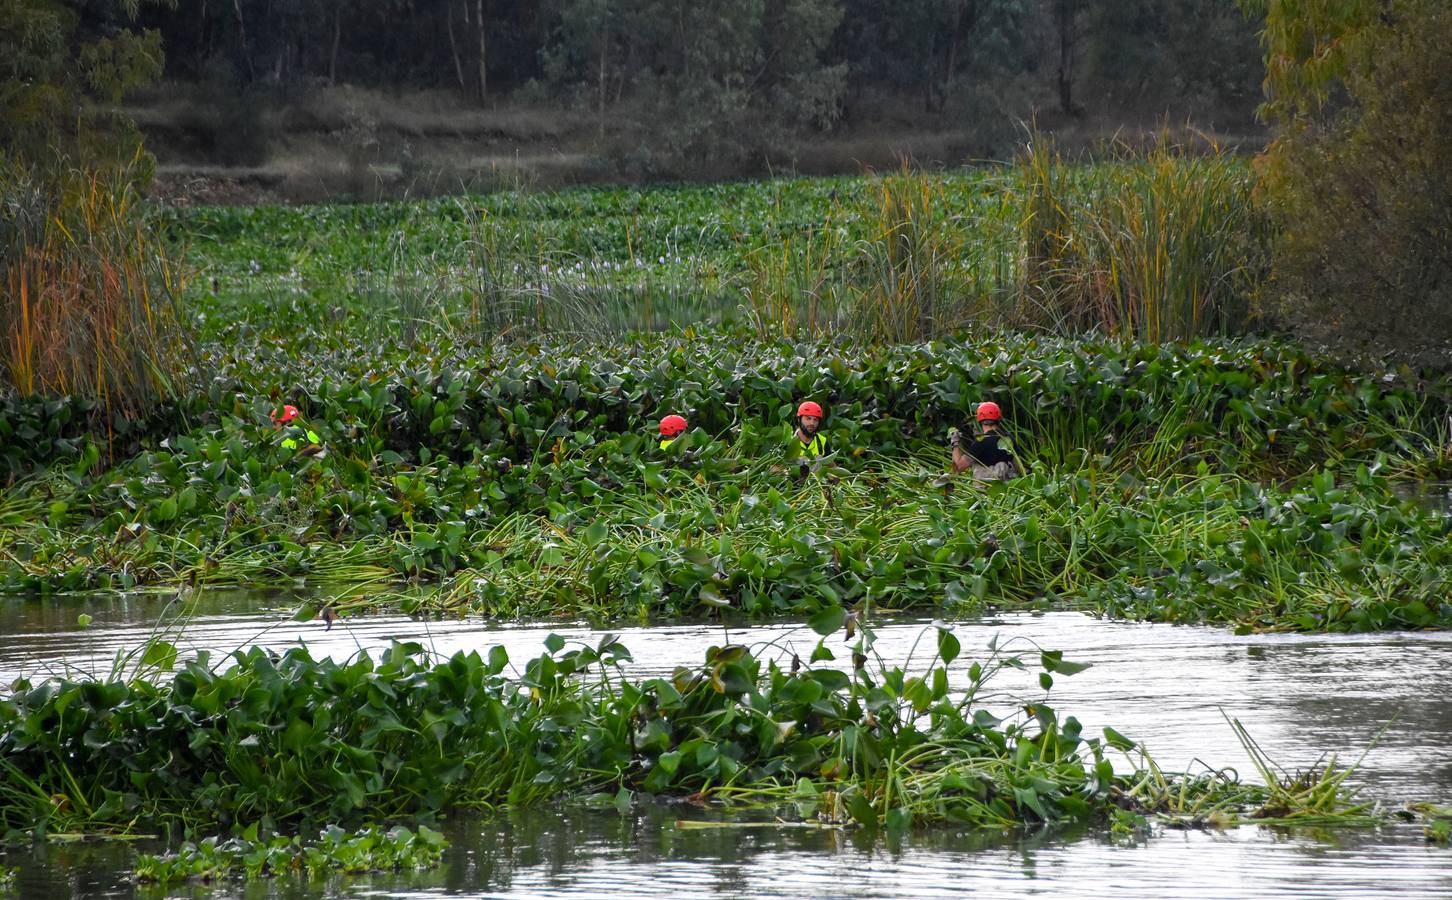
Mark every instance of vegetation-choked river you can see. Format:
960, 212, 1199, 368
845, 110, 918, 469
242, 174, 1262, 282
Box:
1, 591, 1449, 898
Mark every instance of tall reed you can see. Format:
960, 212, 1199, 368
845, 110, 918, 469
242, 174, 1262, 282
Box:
846, 166, 984, 344
0, 160, 188, 418
742, 225, 844, 339
1012, 130, 1268, 342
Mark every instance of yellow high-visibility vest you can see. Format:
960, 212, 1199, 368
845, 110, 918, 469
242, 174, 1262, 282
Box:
798, 433, 828, 457
282, 429, 321, 450
659, 438, 675, 450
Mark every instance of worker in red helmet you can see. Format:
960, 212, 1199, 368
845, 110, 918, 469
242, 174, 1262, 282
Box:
794, 400, 828, 457
951, 400, 1017, 481
271, 403, 321, 452
659, 414, 688, 450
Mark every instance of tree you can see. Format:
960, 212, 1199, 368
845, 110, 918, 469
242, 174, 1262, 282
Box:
1, 0, 168, 171
1244, 0, 1452, 359
542, 0, 845, 166
834, 0, 1024, 114
1048, 0, 1084, 114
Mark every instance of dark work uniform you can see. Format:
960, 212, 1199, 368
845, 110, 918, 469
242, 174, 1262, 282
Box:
965, 432, 1014, 467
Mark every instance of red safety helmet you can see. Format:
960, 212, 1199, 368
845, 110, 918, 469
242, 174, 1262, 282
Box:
976, 401, 1002, 423
796, 400, 823, 419
659, 414, 688, 437
271, 404, 300, 426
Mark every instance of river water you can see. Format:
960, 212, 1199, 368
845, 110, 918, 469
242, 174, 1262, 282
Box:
2, 590, 1450, 899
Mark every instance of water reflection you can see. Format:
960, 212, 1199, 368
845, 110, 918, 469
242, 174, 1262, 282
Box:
7, 805, 1451, 900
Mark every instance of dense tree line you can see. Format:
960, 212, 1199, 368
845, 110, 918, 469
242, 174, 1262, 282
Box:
127, 1, 1262, 122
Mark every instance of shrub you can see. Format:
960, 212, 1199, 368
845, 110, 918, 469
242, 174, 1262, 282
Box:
1252, 0, 1452, 362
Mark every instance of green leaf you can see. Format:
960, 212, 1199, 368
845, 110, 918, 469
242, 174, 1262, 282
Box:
544, 633, 565, 654
583, 521, 609, 547
656, 750, 683, 775
846, 792, 878, 826
936, 627, 960, 666
140, 640, 177, 672
1040, 650, 1092, 676
698, 585, 731, 608
151, 497, 178, 524
1103, 726, 1136, 752
808, 605, 845, 637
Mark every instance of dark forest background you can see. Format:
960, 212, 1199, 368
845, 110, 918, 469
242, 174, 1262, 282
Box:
102, 0, 1267, 191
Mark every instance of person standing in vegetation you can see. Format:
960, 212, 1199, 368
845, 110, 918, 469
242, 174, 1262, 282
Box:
952, 401, 1017, 481
659, 414, 688, 450
272, 404, 321, 453
794, 401, 829, 457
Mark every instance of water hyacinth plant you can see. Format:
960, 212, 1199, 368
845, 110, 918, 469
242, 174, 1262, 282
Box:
3, 330, 1450, 633
1412, 804, 1452, 844
0, 627, 1378, 840
1, 165, 1449, 637
132, 824, 447, 886
166, 157, 1259, 347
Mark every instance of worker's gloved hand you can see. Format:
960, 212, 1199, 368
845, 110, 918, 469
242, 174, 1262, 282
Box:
948, 428, 963, 449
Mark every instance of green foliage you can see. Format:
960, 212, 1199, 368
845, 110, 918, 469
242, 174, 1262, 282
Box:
2, 323, 1451, 633
1248, 0, 1452, 361
133, 824, 447, 885
0, 0, 168, 171
0, 633, 1368, 836
1411, 803, 1452, 844
161, 168, 1262, 348
1239, 0, 1383, 124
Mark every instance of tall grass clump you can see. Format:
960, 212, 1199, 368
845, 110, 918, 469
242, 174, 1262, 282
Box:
453, 193, 734, 340
1014, 131, 1268, 342
0, 159, 189, 419
743, 225, 845, 340
846, 167, 987, 343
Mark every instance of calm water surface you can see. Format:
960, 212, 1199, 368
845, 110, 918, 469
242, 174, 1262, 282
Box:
2, 590, 1450, 899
